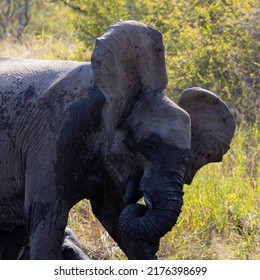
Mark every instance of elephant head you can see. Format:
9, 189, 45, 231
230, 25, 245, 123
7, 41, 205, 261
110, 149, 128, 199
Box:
91, 21, 235, 243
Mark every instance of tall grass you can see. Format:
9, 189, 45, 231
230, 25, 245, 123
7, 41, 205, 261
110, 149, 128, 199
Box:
0, 33, 89, 61
160, 123, 260, 259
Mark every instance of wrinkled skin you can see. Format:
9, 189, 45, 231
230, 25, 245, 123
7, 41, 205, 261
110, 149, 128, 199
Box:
0, 21, 235, 259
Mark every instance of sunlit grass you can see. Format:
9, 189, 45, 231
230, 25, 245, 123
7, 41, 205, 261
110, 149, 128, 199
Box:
160, 123, 260, 259
68, 200, 125, 260
0, 32, 90, 61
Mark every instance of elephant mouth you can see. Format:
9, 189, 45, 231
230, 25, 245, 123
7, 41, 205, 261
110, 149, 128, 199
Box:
123, 182, 154, 213
122, 176, 143, 207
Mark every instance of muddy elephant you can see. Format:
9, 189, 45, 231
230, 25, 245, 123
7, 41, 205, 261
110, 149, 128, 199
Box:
0, 20, 235, 259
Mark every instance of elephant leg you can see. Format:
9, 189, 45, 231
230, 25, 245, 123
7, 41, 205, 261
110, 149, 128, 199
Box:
24, 199, 69, 259
18, 244, 30, 259
19, 228, 90, 260
90, 187, 159, 260
0, 229, 9, 259
0, 226, 27, 259
24, 159, 72, 259
62, 227, 90, 260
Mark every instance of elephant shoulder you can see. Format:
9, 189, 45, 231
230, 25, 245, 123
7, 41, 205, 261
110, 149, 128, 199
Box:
0, 57, 92, 99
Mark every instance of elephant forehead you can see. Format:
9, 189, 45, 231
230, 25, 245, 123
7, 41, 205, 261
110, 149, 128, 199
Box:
135, 118, 191, 149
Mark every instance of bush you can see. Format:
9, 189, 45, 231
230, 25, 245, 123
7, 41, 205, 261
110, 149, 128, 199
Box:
62, 0, 259, 122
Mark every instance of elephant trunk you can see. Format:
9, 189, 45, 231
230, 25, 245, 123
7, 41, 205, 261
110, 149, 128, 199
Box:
119, 180, 184, 242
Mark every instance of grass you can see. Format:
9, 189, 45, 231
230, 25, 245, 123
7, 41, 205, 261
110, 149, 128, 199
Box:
0, 32, 89, 61
1, 33, 259, 260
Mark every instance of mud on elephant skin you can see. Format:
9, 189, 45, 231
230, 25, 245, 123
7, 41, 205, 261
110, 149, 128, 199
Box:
0, 20, 235, 259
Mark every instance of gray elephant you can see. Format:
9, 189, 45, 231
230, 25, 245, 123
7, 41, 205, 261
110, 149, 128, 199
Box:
0, 20, 235, 259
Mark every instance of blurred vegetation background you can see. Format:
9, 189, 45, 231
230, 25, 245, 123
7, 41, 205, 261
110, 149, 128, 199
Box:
0, 0, 259, 259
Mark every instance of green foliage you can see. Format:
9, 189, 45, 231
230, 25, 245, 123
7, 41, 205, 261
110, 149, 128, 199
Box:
59, 0, 143, 47
62, 0, 259, 122
161, 0, 259, 123
0, 0, 30, 39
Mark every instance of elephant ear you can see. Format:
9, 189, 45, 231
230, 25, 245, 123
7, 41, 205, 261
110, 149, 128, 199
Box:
91, 20, 168, 133
178, 87, 236, 185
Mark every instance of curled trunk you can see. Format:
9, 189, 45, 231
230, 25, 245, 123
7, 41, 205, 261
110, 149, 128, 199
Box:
119, 186, 184, 242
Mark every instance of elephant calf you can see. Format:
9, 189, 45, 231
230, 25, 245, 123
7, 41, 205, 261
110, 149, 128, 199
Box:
16, 228, 89, 260
0, 20, 235, 259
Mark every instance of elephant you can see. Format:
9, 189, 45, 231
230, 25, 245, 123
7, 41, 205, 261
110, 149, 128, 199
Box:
0, 20, 235, 259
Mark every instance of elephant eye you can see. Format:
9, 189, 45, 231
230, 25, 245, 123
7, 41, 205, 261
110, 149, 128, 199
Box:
147, 141, 159, 153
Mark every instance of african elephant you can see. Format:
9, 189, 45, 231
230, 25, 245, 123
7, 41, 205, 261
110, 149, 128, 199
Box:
0, 20, 235, 259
